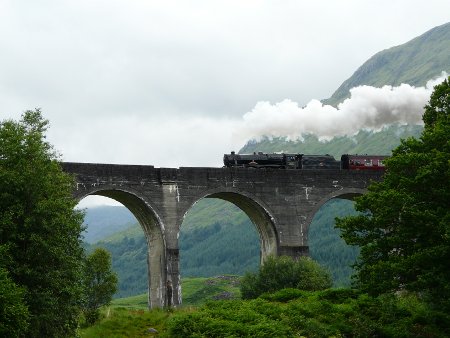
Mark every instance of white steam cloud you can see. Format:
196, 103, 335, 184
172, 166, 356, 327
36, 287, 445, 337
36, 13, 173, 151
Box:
234, 72, 448, 143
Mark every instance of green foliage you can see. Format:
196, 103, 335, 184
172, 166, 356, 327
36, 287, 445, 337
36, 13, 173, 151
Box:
167, 299, 292, 338
166, 291, 450, 338
423, 75, 450, 130
83, 248, 118, 325
86, 285, 450, 337
81, 290, 450, 337
317, 288, 360, 303
336, 77, 450, 310
0, 110, 85, 337
240, 256, 332, 299
259, 288, 307, 302
0, 267, 29, 337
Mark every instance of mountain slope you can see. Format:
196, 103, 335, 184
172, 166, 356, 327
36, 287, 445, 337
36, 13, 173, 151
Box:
240, 124, 423, 158
323, 22, 450, 106
81, 206, 137, 243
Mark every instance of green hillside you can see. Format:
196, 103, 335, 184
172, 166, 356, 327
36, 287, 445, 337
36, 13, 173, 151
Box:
323, 22, 450, 106
81, 205, 137, 243
239, 124, 423, 158
180, 198, 259, 278
308, 199, 359, 286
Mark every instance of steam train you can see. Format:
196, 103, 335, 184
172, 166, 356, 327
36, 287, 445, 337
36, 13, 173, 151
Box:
223, 151, 387, 170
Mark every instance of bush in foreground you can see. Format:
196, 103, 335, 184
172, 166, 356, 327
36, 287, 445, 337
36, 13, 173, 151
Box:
166, 290, 450, 338
240, 255, 332, 299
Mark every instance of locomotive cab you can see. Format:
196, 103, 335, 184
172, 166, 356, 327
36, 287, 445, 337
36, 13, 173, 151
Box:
284, 154, 302, 169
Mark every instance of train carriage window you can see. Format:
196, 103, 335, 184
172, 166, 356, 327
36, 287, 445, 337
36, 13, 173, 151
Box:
365, 159, 372, 166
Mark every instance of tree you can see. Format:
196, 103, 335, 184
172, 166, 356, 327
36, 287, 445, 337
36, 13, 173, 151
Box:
0, 110, 85, 337
0, 244, 29, 337
240, 255, 332, 299
82, 248, 118, 325
336, 77, 450, 309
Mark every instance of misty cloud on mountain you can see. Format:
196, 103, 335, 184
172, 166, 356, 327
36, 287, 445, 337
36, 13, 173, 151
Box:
234, 72, 448, 143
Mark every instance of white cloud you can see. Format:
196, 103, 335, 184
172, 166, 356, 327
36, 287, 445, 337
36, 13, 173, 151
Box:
234, 73, 447, 142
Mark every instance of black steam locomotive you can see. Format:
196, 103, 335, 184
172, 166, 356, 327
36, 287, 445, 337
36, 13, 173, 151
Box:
223, 151, 387, 170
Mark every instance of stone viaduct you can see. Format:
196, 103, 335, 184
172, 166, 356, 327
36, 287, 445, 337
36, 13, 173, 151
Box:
61, 162, 383, 308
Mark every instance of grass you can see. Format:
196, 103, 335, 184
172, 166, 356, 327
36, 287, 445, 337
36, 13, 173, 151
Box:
80, 276, 240, 337
109, 275, 241, 309
79, 307, 173, 338
181, 276, 241, 306
110, 293, 149, 310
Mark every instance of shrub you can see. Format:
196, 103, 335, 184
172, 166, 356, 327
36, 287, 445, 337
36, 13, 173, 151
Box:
259, 288, 307, 302
165, 291, 450, 337
240, 256, 332, 299
167, 300, 293, 337
82, 248, 118, 325
317, 288, 360, 303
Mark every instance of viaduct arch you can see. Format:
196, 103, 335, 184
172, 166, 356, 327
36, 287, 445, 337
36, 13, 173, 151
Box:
62, 162, 383, 308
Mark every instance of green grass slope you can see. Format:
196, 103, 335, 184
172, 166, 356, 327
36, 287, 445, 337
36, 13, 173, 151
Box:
110, 276, 241, 309
323, 22, 450, 106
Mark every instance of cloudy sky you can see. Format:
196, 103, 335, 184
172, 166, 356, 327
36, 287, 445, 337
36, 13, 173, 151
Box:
1, 0, 449, 170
